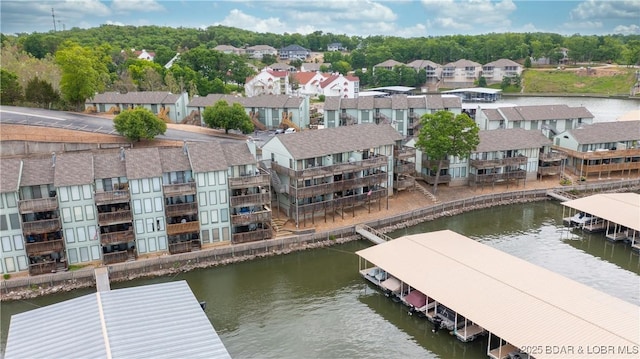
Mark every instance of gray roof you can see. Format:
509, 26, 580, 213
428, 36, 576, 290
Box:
406, 59, 441, 69
280, 44, 310, 52
159, 147, 192, 173
188, 94, 304, 109
373, 59, 403, 68
93, 149, 128, 179
476, 129, 551, 153
4, 281, 231, 359
323, 96, 341, 111
481, 108, 504, 122
247, 44, 277, 51
20, 157, 55, 186
87, 91, 183, 105
483, 58, 521, 68
54, 152, 94, 187
222, 142, 255, 166
270, 124, 402, 159
0, 159, 22, 193
324, 94, 461, 112
124, 147, 162, 179
407, 96, 427, 109
566, 120, 640, 144
443, 59, 482, 68
495, 105, 594, 122
186, 142, 229, 173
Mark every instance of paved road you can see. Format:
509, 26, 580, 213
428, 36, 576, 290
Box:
0, 106, 234, 143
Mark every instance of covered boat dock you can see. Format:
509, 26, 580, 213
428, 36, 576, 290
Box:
561, 193, 640, 249
356, 230, 639, 359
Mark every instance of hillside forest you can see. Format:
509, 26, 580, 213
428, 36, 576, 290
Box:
1, 25, 639, 110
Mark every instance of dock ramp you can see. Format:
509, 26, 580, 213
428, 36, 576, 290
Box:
356, 224, 392, 245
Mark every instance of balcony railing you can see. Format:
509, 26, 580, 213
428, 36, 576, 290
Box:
470, 155, 528, 169
393, 176, 415, 190
165, 202, 198, 217
100, 229, 135, 245
18, 197, 57, 214
540, 152, 568, 162
580, 162, 640, 174
295, 188, 387, 215
422, 159, 450, 169
272, 155, 389, 179
103, 250, 129, 265
94, 190, 130, 205
230, 192, 271, 207
169, 240, 201, 254
163, 181, 196, 197
394, 146, 416, 160
229, 174, 270, 189
231, 210, 271, 225
29, 261, 58, 276
166, 221, 200, 236
395, 162, 416, 174
469, 170, 527, 183
26, 239, 64, 255
552, 146, 640, 161
421, 174, 452, 185
97, 210, 132, 226
293, 172, 387, 199
538, 166, 562, 176
22, 218, 61, 235
232, 228, 272, 244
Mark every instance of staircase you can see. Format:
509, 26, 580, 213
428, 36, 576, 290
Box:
415, 180, 438, 203
271, 218, 293, 237
249, 111, 267, 131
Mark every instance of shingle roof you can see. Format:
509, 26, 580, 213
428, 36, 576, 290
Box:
20, 157, 55, 186
484, 59, 521, 68
186, 142, 228, 173
159, 147, 192, 173
324, 96, 341, 111
86, 91, 183, 105
124, 147, 162, 179
280, 44, 309, 52
54, 152, 94, 187
391, 94, 408, 109
475, 129, 551, 153
247, 45, 276, 51
93, 149, 128, 179
294, 71, 320, 85
0, 159, 22, 193
406, 60, 441, 69
481, 108, 504, 122
373, 97, 392, 109
444, 59, 482, 68
407, 96, 427, 109
187, 94, 303, 109
270, 124, 402, 159
426, 95, 445, 109
374, 59, 403, 68
222, 142, 255, 166
567, 120, 640, 144
443, 96, 462, 108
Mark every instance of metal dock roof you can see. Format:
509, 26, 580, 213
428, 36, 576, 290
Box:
356, 230, 640, 359
4, 281, 231, 359
562, 193, 640, 231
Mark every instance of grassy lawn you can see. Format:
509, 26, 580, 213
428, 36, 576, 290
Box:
522, 68, 637, 95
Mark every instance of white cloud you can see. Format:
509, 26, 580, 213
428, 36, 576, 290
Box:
570, 0, 640, 20
420, 0, 515, 33
613, 24, 640, 35
111, 0, 165, 13
561, 20, 603, 31
105, 20, 126, 26
216, 9, 287, 34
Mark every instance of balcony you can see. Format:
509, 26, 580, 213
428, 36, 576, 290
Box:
421, 174, 452, 185
165, 202, 198, 217
232, 228, 272, 244
422, 159, 450, 169
465, 71, 476, 78
166, 220, 200, 236
26, 239, 64, 256
169, 240, 201, 254
100, 229, 134, 245
296, 188, 387, 214
393, 175, 415, 191
22, 218, 61, 235
103, 250, 130, 265
469, 170, 527, 184
552, 146, 640, 161
540, 152, 568, 162
394, 146, 416, 160
231, 209, 271, 225
293, 172, 387, 199
163, 181, 196, 197
272, 155, 389, 179
395, 162, 415, 174
29, 261, 58, 276
470, 155, 527, 169
229, 174, 270, 189
483, 70, 494, 77
18, 197, 57, 214
94, 190, 130, 205
97, 210, 132, 226
580, 162, 640, 174
538, 166, 562, 177
230, 192, 271, 207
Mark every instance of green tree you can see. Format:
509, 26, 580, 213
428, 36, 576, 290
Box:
477, 75, 487, 87
261, 54, 277, 66
416, 111, 479, 195
113, 107, 167, 142
524, 57, 532, 68
0, 69, 23, 105
55, 42, 109, 110
202, 100, 253, 134
25, 77, 59, 108
331, 60, 352, 75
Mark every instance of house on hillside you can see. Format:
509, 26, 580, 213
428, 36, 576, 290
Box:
441, 59, 482, 88
553, 120, 640, 179
246, 45, 278, 59
261, 124, 401, 227
213, 45, 245, 55
482, 59, 522, 83
279, 44, 311, 60
85, 91, 189, 123
373, 59, 403, 73
269, 63, 297, 72
406, 60, 442, 83
319, 74, 360, 98
135, 49, 155, 61
327, 42, 346, 51
293, 71, 328, 97
244, 67, 290, 97
300, 63, 328, 72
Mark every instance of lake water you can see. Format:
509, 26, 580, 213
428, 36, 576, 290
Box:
2, 201, 638, 358
501, 96, 639, 123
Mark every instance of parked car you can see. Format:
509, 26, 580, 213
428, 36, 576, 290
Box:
284, 128, 296, 134
274, 128, 285, 134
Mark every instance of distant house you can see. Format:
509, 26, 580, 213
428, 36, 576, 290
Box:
373, 59, 403, 73
406, 60, 442, 83
245, 45, 278, 59
279, 44, 311, 60
441, 59, 482, 88
319, 73, 360, 98
292, 71, 328, 97
482, 59, 522, 83
268, 63, 297, 72
135, 49, 155, 61
300, 62, 328, 72
553, 120, 640, 179
213, 45, 245, 55
85, 91, 189, 123
327, 42, 346, 51
244, 67, 290, 97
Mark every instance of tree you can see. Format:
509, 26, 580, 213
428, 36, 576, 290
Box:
477, 75, 487, 87
261, 54, 277, 66
524, 56, 532, 68
0, 69, 23, 105
113, 107, 167, 142
55, 42, 109, 110
202, 100, 253, 134
416, 111, 479, 195
25, 77, 59, 108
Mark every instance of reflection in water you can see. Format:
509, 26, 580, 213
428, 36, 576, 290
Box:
1, 201, 638, 358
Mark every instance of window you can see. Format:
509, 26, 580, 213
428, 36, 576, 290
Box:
212, 228, 220, 242
88, 226, 97, 241
154, 197, 163, 212
133, 199, 142, 214
222, 227, 230, 241
199, 192, 208, 206
158, 236, 167, 250
221, 208, 229, 222
65, 228, 75, 243
85, 205, 95, 220
152, 178, 161, 192
1, 236, 11, 252
80, 247, 90, 262
211, 210, 219, 223
9, 213, 20, 230
156, 217, 164, 231
67, 248, 78, 264
131, 180, 140, 194
91, 245, 101, 260
148, 237, 157, 252
146, 218, 155, 232
4, 257, 15, 272
198, 174, 206, 187
201, 229, 210, 244
218, 172, 226, 185
77, 227, 87, 242
82, 185, 92, 199
71, 186, 81, 201
138, 239, 147, 253
74, 206, 83, 221
62, 208, 72, 223
201, 211, 209, 225
219, 190, 227, 204
142, 179, 150, 193
6, 193, 16, 207
208, 172, 216, 186
144, 198, 153, 213
13, 235, 24, 250
209, 191, 216, 205
135, 219, 144, 234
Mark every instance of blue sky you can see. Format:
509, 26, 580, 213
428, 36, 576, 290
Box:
1, 0, 639, 37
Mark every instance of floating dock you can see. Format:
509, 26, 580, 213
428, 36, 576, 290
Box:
356, 229, 639, 359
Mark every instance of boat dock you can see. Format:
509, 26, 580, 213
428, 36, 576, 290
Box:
356, 229, 640, 359
562, 193, 640, 248
355, 224, 391, 244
